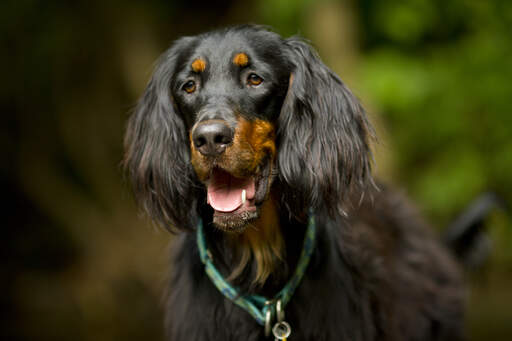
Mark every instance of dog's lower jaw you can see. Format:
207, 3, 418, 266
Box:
213, 208, 259, 232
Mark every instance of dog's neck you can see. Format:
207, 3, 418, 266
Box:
205, 195, 308, 295
225, 198, 284, 287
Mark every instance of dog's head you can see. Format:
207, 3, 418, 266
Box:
124, 25, 374, 232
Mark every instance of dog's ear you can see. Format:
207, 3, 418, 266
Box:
277, 37, 375, 217
124, 37, 199, 231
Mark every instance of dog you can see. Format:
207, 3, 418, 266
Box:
124, 25, 465, 340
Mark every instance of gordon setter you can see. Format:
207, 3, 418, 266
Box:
124, 25, 465, 340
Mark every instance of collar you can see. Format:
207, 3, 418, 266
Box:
196, 214, 316, 329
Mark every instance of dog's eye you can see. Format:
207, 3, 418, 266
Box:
182, 80, 196, 94
247, 73, 263, 86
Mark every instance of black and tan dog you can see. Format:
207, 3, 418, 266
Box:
124, 25, 465, 340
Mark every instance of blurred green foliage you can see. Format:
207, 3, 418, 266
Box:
258, 0, 313, 36
357, 0, 512, 224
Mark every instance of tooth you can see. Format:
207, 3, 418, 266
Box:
241, 189, 246, 204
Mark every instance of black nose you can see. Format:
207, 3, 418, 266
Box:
192, 121, 234, 156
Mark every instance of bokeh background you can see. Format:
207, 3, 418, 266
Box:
2, 0, 511, 340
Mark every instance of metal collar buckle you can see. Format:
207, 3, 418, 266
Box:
264, 299, 291, 340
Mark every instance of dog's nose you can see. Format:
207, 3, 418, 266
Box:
192, 121, 234, 156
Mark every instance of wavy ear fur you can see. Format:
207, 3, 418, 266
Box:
124, 37, 199, 231
277, 37, 375, 217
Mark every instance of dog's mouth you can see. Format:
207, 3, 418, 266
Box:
206, 160, 273, 232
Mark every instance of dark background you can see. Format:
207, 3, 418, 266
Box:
2, 0, 511, 340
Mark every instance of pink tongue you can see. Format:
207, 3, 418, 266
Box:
207, 169, 255, 212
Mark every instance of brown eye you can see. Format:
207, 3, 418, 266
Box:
247, 73, 263, 86
182, 80, 196, 93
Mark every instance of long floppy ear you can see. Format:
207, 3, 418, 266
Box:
277, 37, 375, 217
124, 37, 199, 231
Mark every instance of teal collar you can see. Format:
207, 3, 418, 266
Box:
196, 215, 316, 326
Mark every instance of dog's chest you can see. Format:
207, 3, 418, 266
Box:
166, 234, 366, 341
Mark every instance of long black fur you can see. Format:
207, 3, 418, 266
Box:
124, 36, 200, 231
124, 25, 465, 340
278, 37, 374, 217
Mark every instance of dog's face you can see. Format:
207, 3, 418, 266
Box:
170, 31, 292, 231
124, 25, 373, 232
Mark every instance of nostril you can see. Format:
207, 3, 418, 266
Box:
195, 136, 207, 148
214, 133, 231, 145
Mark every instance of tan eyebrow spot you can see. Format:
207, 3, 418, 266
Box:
191, 58, 206, 72
233, 53, 249, 67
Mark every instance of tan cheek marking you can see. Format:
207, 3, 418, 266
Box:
251, 120, 276, 157
245, 118, 276, 167
231, 117, 275, 171
191, 58, 206, 72
233, 53, 249, 67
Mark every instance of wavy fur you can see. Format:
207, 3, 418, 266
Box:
278, 37, 375, 217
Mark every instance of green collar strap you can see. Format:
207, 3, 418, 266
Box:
196, 215, 316, 326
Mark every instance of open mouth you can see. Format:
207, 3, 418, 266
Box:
206, 160, 273, 232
